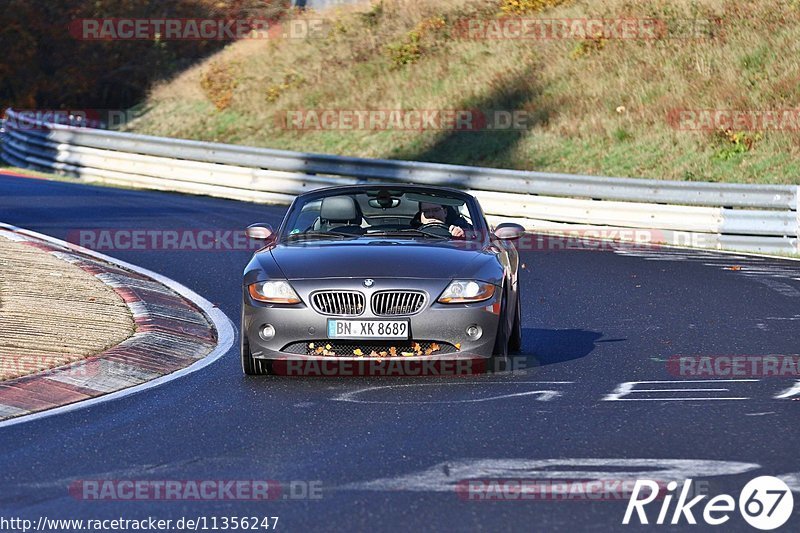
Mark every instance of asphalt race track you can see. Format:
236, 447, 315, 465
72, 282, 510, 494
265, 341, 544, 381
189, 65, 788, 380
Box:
0, 173, 798, 531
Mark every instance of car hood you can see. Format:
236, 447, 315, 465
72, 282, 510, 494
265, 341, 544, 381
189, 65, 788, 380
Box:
264, 239, 495, 280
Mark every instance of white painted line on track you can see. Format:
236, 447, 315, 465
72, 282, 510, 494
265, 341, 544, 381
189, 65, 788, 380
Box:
613, 379, 760, 383
0, 222, 235, 430
631, 389, 733, 392
603, 380, 759, 402
340, 458, 762, 492
333, 381, 574, 404
778, 473, 800, 493
774, 380, 800, 399
603, 398, 751, 401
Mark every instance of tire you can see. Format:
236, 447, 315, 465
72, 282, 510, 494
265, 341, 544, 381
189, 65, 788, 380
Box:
241, 311, 267, 376
508, 290, 522, 353
491, 291, 509, 372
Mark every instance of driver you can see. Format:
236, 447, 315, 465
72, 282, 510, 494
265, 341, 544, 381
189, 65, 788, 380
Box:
419, 202, 465, 238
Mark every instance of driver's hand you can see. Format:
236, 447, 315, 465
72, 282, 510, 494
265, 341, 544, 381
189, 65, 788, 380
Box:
449, 225, 465, 238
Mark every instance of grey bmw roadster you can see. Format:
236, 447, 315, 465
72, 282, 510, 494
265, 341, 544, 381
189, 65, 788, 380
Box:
241, 185, 524, 375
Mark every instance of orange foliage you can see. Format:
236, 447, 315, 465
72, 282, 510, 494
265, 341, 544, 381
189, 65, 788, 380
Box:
0, 0, 290, 110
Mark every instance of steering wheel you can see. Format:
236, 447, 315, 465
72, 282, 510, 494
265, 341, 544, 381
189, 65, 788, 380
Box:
417, 222, 453, 237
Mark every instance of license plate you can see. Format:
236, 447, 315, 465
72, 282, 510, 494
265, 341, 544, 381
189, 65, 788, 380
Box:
327, 319, 409, 339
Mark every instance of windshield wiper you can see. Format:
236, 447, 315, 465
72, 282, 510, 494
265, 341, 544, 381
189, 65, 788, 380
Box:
365, 229, 449, 240
283, 231, 358, 241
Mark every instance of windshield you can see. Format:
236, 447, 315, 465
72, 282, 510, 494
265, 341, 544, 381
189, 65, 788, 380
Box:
279, 188, 484, 242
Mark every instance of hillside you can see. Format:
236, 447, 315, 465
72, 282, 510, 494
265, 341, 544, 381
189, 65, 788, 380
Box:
123, 0, 800, 184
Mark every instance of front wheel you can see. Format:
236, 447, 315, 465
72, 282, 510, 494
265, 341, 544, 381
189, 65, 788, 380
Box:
241, 311, 267, 375
508, 290, 522, 353
491, 291, 509, 371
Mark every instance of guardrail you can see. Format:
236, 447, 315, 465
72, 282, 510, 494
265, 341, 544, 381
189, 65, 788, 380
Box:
2, 108, 798, 253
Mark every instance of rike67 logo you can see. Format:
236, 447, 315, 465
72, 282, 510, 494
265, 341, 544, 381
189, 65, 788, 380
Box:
623, 476, 794, 530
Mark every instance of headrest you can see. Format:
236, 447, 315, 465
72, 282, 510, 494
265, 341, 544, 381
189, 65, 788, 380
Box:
320, 196, 358, 223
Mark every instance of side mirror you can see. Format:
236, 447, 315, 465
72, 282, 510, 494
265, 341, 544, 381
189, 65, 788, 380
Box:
246, 223, 274, 240
494, 223, 525, 240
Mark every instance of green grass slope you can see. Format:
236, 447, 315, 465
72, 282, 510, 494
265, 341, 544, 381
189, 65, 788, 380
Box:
124, 0, 800, 184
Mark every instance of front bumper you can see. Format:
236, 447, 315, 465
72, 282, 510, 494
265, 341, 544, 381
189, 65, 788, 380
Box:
266, 352, 491, 376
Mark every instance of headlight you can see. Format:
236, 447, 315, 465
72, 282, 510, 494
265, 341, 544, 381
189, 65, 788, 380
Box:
248, 280, 301, 304
438, 280, 495, 303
